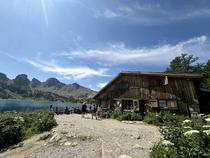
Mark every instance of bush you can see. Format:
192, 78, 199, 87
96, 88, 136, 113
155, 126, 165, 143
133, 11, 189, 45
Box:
99, 110, 143, 121
0, 123, 23, 149
150, 116, 210, 158
151, 143, 178, 158
111, 109, 122, 119
143, 112, 188, 126
143, 112, 161, 125
0, 110, 57, 150
99, 110, 112, 119
117, 112, 143, 121
130, 113, 143, 121
30, 110, 57, 132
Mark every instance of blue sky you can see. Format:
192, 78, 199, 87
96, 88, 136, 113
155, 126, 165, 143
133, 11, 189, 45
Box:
0, 0, 210, 91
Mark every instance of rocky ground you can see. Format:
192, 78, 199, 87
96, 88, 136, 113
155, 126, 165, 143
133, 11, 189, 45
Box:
0, 114, 161, 158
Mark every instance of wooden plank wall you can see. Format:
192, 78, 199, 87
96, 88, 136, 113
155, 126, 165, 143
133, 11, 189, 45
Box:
97, 75, 200, 113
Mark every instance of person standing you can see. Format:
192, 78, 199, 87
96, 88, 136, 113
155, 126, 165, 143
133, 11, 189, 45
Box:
49, 104, 53, 111
96, 105, 102, 120
92, 104, 97, 119
89, 105, 92, 114
65, 106, 69, 114
81, 103, 87, 118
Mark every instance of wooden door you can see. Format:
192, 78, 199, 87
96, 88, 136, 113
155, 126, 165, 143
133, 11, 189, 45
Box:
139, 100, 147, 115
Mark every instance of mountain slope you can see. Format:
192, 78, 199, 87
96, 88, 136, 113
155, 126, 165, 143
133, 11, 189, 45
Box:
0, 72, 97, 102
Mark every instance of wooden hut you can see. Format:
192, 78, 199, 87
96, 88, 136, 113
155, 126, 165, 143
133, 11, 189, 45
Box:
94, 72, 202, 116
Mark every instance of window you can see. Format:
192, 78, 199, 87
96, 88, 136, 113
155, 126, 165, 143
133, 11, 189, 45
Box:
159, 100, 177, 109
159, 100, 167, 109
122, 100, 133, 110
150, 100, 158, 107
167, 100, 177, 109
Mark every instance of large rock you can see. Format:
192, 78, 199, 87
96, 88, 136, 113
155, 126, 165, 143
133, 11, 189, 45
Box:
49, 133, 62, 143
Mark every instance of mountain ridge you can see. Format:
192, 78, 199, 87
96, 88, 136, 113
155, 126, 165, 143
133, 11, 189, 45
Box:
0, 72, 97, 103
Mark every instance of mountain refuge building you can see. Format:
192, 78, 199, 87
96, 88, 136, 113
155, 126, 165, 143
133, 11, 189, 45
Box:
94, 72, 202, 116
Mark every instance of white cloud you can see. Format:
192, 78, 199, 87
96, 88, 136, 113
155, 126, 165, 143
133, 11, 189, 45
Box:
95, 4, 210, 25
103, 9, 121, 18
61, 35, 210, 66
24, 59, 108, 79
97, 82, 108, 89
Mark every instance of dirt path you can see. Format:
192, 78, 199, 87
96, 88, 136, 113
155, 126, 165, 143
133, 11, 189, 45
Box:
0, 114, 161, 158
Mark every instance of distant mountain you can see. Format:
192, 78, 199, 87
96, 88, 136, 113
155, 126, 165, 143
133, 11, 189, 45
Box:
0, 72, 97, 103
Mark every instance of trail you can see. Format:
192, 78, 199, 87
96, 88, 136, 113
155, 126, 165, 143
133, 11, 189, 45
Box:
0, 114, 161, 158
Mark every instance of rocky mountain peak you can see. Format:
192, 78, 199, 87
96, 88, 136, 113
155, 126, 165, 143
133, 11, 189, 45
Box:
72, 83, 80, 89
44, 78, 65, 87
0, 73, 9, 82
31, 78, 41, 88
14, 74, 30, 87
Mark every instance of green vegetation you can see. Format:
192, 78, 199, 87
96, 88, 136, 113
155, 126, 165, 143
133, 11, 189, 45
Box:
143, 112, 188, 126
165, 53, 205, 73
99, 110, 143, 121
165, 53, 210, 90
99, 110, 187, 123
0, 110, 57, 150
150, 113, 210, 158
203, 60, 210, 90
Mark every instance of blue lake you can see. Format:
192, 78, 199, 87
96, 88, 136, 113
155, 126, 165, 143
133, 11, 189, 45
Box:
0, 99, 82, 112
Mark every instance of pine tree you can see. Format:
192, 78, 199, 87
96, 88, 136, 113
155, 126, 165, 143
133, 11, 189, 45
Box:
165, 54, 204, 73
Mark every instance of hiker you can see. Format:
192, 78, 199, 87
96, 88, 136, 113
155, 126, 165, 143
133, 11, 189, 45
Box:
65, 106, 70, 114
96, 105, 102, 120
69, 107, 73, 114
55, 107, 59, 115
89, 105, 92, 113
92, 104, 97, 119
81, 103, 87, 118
49, 104, 53, 111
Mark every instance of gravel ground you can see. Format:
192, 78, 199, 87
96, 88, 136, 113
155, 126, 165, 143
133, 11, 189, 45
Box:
0, 114, 161, 158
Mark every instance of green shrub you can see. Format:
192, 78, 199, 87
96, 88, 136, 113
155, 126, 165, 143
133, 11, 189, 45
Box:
143, 112, 188, 126
0, 123, 23, 149
0, 110, 57, 150
151, 116, 210, 157
117, 113, 132, 121
130, 113, 143, 121
151, 143, 178, 158
99, 110, 143, 121
30, 110, 57, 132
99, 110, 112, 119
117, 112, 143, 121
143, 112, 162, 125
111, 109, 122, 119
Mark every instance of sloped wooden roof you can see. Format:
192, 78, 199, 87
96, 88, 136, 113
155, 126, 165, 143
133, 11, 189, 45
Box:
94, 71, 202, 99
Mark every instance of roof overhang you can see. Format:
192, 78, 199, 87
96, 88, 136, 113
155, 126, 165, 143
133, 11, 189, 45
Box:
94, 71, 203, 99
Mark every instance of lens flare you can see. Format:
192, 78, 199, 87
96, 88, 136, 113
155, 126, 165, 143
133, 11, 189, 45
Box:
41, 0, 48, 26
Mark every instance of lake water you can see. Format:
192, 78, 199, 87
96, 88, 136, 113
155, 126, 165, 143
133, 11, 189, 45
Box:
0, 99, 82, 112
